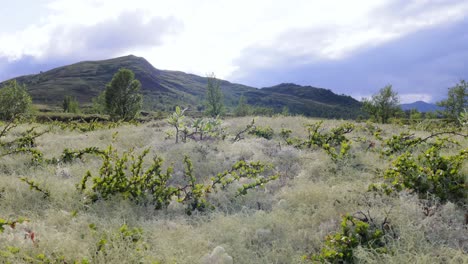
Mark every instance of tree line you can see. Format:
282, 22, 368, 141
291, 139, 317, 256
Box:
0, 69, 466, 124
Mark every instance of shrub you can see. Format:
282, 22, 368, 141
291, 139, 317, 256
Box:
370, 141, 467, 205
282, 121, 354, 161
0, 80, 32, 121
248, 125, 274, 140
305, 212, 395, 263
79, 146, 278, 213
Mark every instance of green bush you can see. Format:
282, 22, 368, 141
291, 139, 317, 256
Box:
0, 80, 32, 121
281, 121, 354, 161
371, 141, 467, 205
79, 146, 278, 213
305, 213, 394, 263
248, 125, 274, 140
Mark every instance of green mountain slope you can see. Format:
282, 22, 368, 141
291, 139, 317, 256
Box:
2, 55, 363, 118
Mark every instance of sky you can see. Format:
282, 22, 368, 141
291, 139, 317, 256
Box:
0, 0, 467, 103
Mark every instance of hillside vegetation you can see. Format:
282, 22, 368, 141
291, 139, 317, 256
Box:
0, 116, 466, 263
2, 55, 363, 118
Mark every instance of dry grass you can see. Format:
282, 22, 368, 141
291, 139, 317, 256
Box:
0, 117, 466, 263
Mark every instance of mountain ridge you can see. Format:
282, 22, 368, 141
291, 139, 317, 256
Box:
400, 101, 442, 112
1, 55, 363, 118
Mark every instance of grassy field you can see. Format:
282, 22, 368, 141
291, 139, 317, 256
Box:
0, 116, 466, 263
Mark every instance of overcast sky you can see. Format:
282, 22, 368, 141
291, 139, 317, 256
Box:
1, 0, 467, 103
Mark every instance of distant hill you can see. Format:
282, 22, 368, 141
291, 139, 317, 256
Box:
400, 101, 443, 112
1, 55, 363, 118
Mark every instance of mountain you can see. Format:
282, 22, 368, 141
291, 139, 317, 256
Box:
1, 55, 363, 118
400, 101, 442, 112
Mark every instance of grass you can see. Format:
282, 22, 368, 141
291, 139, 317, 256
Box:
0, 116, 466, 263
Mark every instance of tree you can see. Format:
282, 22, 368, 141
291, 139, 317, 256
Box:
362, 85, 400, 124
234, 95, 251, 116
92, 91, 106, 114
0, 80, 32, 120
62, 96, 80, 113
205, 73, 224, 117
437, 80, 467, 123
105, 68, 142, 121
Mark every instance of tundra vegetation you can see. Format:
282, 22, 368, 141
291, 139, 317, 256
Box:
0, 74, 467, 263
0, 112, 466, 263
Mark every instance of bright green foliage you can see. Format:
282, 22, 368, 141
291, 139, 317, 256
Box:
381, 131, 467, 157
0, 127, 47, 164
168, 106, 225, 143
94, 224, 145, 255
0, 217, 27, 233
167, 106, 187, 143
248, 125, 274, 140
79, 146, 277, 213
20, 177, 50, 199
459, 108, 468, 126
0, 80, 32, 121
105, 68, 142, 121
79, 146, 178, 209
306, 214, 392, 263
382, 132, 422, 156
282, 121, 354, 161
59, 147, 105, 163
362, 85, 401, 124
205, 73, 224, 117
50, 119, 127, 132
373, 142, 467, 204
63, 95, 80, 113
182, 116, 225, 142
437, 80, 467, 124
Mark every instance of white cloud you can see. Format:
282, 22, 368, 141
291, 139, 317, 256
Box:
1, 0, 467, 82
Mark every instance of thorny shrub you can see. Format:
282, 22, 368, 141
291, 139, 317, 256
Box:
304, 212, 396, 263
281, 121, 354, 161
78, 145, 278, 214
370, 140, 467, 205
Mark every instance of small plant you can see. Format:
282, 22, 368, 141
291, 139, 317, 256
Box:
93, 224, 145, 255
20, 177, 50, 199
232, 119, 256, 142
0, 217, 28, 233
167, 106, 187, 143
248, 125, 274, 140
282, 121, 354, 161
305, 212, 395, 263
59, 146, 105, 163
0, 126, 48, 164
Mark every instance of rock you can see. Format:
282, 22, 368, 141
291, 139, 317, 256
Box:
201, 246, 233, 264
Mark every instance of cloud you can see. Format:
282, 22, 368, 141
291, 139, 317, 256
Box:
0, 9, 182, 81
0, 55, 70, 81
45, 11, 182, 59
230, 1, 468, 103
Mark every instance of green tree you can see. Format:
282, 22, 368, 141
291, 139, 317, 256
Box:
0, 80, 32, 120
105, 68, 142, 121
437, 80, 467, 123
92, 91, 106, 114
62, 96, 80, 113
362, 85, 401, 124
234, 95, 251, 116
205, 73, 224, 117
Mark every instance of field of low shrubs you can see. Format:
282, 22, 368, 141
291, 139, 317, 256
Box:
0, 116, 466, 263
